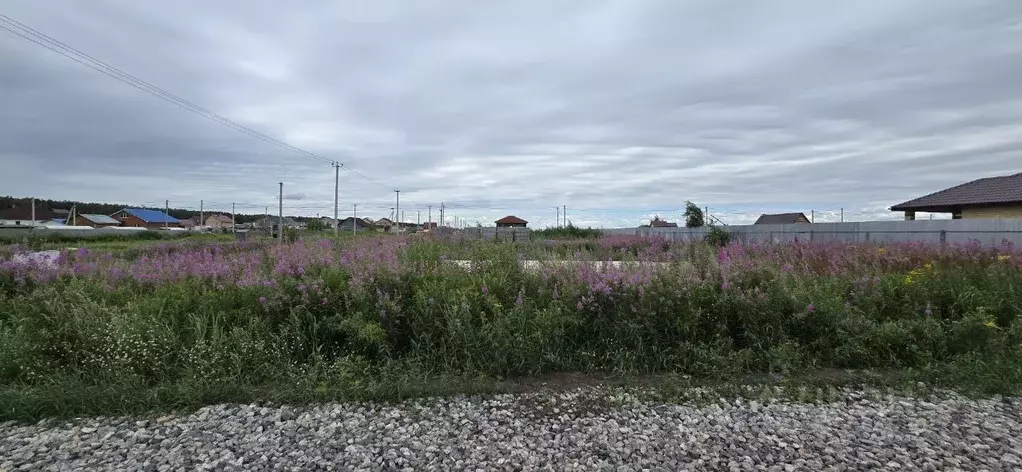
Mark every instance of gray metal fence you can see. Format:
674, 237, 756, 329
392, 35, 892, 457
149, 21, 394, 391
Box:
458, 227, 532, 242
613, 219, 1022, 247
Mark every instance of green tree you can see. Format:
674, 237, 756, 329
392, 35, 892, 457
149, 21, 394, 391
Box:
306, 218, 327, 231
684, 201, 705, 228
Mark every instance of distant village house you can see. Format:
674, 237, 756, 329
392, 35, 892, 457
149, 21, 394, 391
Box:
74, 214, 121, 228
648, 216, 678, 228
111, 208, 181, 229
495, 215, 528, 228
203, 214, 234, 229
754, 213, 811, 225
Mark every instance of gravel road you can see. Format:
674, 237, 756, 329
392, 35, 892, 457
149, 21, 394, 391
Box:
2, 387, 1020, 471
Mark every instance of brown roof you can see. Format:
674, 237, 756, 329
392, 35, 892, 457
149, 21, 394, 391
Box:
754, 213, 810, 225
0, 206, 67, 221
891, 172, 1022, 212
649, 218, 678, 228
495, 215, 528, 225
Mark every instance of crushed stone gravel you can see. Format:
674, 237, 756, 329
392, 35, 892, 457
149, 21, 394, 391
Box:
2, 387, 1021, 471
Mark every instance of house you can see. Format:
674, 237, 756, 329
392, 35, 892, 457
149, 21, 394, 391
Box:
374, 218, 394, 232
495, 215, 528, 228
891, 172, 1022, 220
421, 222, 438, 231
648, 217, 678, 228
252, 216, 299, 230
204, 214, 234, 229
111, 208, 181, 229
754, 213, 812, 225
337, 217, 372, 232
74, 214, 121, 228
319, 217, 339, 229
178, 218, 196, 229
0, 205, 69, 227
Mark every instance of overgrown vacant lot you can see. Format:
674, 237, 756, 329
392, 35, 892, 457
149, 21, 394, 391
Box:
0, 235, 1020, 420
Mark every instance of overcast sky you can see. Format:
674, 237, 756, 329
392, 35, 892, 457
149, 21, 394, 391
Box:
2, 1, 1021, 227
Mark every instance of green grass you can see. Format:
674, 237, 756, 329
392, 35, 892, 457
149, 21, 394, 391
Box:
0, 237, 1020, 421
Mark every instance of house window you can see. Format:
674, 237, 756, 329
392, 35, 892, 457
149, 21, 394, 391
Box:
952, 210, 963, 220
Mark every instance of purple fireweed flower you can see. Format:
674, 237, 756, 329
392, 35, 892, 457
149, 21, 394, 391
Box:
782, 263, 793, 272
576, 301, 584, 310
481, 285, 489, 295
807, 303, 815, 313
924, 302, 933, 317
721, 282, 730, 290
515, 289, 524, 308
258, 296, 267, 304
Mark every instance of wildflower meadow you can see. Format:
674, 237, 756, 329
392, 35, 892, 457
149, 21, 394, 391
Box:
1, 234, 1020, 419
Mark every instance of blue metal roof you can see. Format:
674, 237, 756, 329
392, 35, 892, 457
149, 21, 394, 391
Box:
122, 208, 180, 223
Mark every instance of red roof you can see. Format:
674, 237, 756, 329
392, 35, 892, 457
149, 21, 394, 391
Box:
495, 215, 528, 225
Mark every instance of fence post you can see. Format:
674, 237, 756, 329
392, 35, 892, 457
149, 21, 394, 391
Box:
809, 230, 814, 242
940, 229, 947, 245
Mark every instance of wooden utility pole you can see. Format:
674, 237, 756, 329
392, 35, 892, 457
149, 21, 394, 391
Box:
333, 162, 340, 234
278, 182, 284, 244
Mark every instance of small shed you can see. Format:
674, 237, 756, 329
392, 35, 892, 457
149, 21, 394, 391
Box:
495, 215, 528, 228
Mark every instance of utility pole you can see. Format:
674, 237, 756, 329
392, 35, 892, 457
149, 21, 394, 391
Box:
556, 206, 559, 228
440, 203, 445, 228
394, 190, 400, 233
333, 162, 340, 234
278, 182, 284, 244
563, 205, 566, 227
428, 205, 432, 227
232, 202, 236, 233
417, 210, 420, 226
30, 198, 35, 228
840, 208, 844, 223
811, 210, 815, 223
199, 199, 204, 230
165, 200, 169, 230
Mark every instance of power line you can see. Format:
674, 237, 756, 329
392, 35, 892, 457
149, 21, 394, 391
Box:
0, 13, 394, 190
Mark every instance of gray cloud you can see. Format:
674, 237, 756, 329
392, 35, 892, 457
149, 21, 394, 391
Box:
2, 0, 1022, 228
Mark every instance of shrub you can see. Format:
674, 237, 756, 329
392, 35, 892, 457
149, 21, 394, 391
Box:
1, 236, 1020, 419
704, 226, 732, 247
